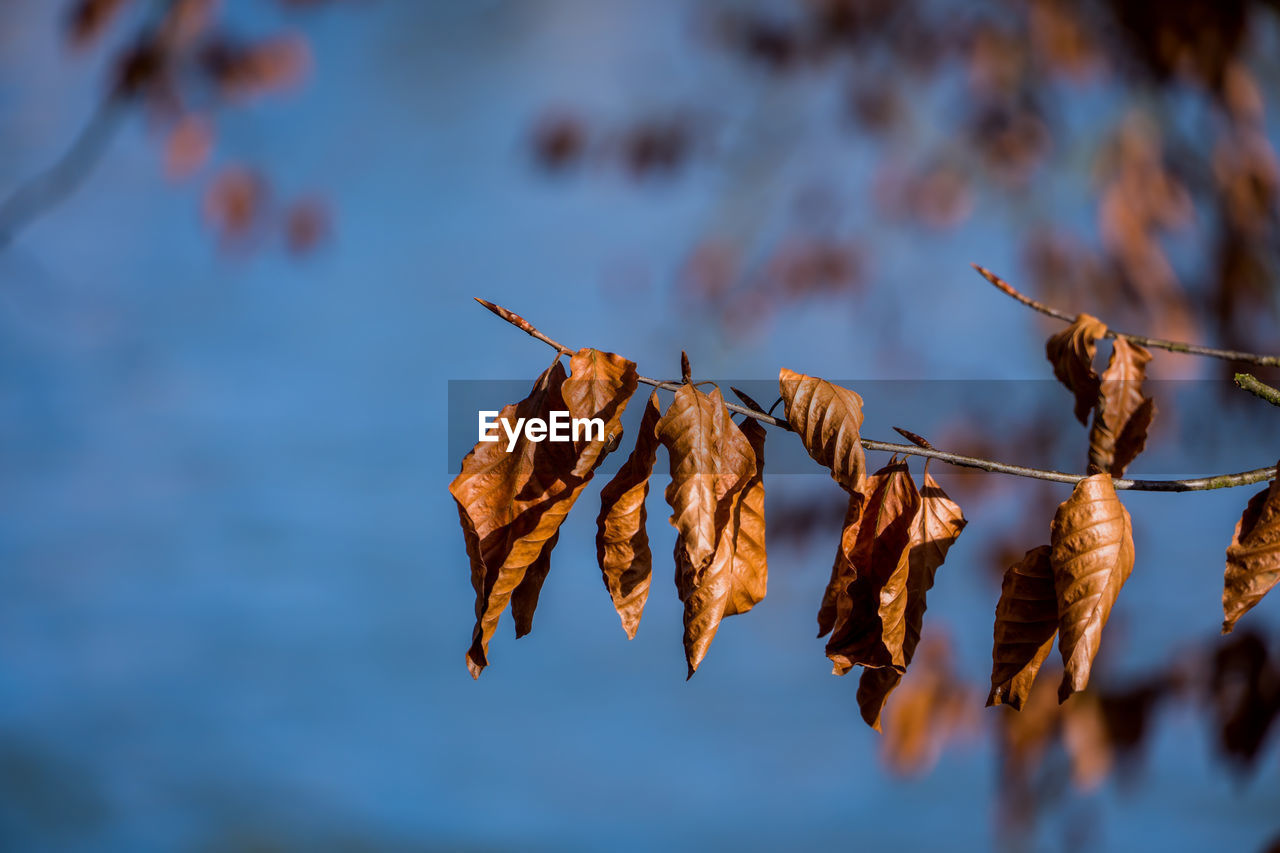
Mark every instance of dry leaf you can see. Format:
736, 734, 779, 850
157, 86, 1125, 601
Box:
988, 545, 1058, 710
164, 114, 214, 180
859, 470, 967, 729
1223, 468, 1280, 633
825, 459, 921, 676
1046, 313, 1108, 424
724, 417, 768, 617
778, 367, 867, 496
595, 392, 662, 638
817, 496, 862, 638
450, 350, 637, 678
1051, 473, 1135, 701
1088, 337, 1155, 476
659, 383, 757, 676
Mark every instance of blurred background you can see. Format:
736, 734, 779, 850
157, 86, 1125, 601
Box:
2, 0, 1280, 850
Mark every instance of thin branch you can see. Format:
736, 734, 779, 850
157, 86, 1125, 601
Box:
474, 297, 1277, 493
1235, 373, 1280, 408
972, 264, 1280, 368
0, 94, 128, 248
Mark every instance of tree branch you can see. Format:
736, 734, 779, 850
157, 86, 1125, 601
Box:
972, 264, 1280, 368
0, 94, 127, 247
474, 297, 1277, 493
1235, 373, 1280, 408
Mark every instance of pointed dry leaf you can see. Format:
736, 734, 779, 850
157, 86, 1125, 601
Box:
724, 417, 768, 617
859, 471, 967, 729
826, 459, 921, 676
778, 367, 867, 495
1223, 468, 1280, 633
988, 546, 1058, 710
817, 496, 862, 638
1046, 313, 1108, 424
1088, 338, 1155, 476
595, 392, 663, 639
659, 384, 757, 676
450, 350, 638, 678
1051, 473, 1135, 701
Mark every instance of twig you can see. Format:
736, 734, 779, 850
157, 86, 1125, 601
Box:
972, 264, 1280, 368
475, 297, 1277, 492
1235, 373, 1280, 409
0, 95, 127, 247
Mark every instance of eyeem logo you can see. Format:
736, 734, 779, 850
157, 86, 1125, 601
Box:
478, 411, 605, 452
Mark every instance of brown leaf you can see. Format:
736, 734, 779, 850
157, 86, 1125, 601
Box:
816, 497, 862, 638
723, 417, 768, 617
1051, 473, 1135, 701
1207, 630, 1280, 769
988, 546, 1058, 710
595, 392, 663, 639
659, 384, 757, 676
561, 348, 639, 475
778, 367, 867, 496
859, 470, 967, 729
1045, 313, 1108, 424
1223, 468, 1280, 633
450, 350, 638, 678
825, 459, 921, 676
165, 114, 214, 181
1088, 338, 1155, 476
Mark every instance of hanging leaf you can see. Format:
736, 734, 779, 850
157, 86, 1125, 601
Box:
1050, 473, 1135, 701
778, 367, 867, 497
1223, 468, 1280, 633
817, 496, 862, 638
659, 382, 757, 676
988, 546, 1058, 710
562, 348, 640, 475
1045, 313, 1108, 424
825, 459, 921, 676
596, 392, 663, 639
724, 417, 768, 617
1207, 630, 1280, 769
450, 350, 638, 678
876, 636, 977, 776
1088, 338, 1156, 476
859, 470, 968, 729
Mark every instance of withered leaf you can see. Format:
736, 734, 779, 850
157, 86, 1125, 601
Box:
817, 496, 862, 639
826, 459, 921, 676
723, 417, 768, 617
1051, 473, 1135, 702
1223, 467, 1280, 633
877, 637, 976, 777
778, 367, 867, 496
1088, 338, 1155, 477
859, 471, 967, 729
659, 384, 757, 676
1207, 630, 1280, 769
988, 546, 1058, 710
1046, 313, 1108, 424
450, 350, 638, 678
596, 392, 663, 639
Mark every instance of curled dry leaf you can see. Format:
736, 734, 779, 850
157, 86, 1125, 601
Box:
988, 545, 1058, 710
859, 470, 967, 729
659, 384, 757, 676
450, 349, 638, 678
1223, 467, 1280, 633
1045, 313, 1108, 424
1051, 473, 1135, 702
825, 459, 921, 676
816, 496, 862, 639
724, 417, 768, 617
1088, 337, 1155, 477
778, 367, 867, 497
595, 392, 663, 639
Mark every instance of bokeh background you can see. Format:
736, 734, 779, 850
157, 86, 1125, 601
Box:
2, 0, 1280, 850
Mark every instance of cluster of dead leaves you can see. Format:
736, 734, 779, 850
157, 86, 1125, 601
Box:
452, 306, 1280, 746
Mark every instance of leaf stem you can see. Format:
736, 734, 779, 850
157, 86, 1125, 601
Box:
475, 297, 1277, 492
972, 264, 1280, 368
1235, 373, 1280, 408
